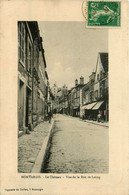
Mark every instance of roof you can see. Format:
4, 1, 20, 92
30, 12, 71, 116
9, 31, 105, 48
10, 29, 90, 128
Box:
82, 82, 89, 91
99, 53, 108, 73
27, 22, 47, 68
75, 84, 85, 90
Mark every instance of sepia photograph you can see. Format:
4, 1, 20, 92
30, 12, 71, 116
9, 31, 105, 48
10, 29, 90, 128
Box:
18, 21, 109, 174
0, 0, 128, 194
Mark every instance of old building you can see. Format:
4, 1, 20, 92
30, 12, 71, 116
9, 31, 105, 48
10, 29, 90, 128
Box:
18, 22, 33, 133
67, 88, 74, 116
80, 72, 96, 120
80, 82, 90, 118
68, 76, 85, 117
52, 84, 68, 114
37, 43, 48, 123
80, 52, 108, 121
18, 21, 49, 135
51, 82, 60, 113
93, 52, 108, 121
47, 80, 55, 114
58, 84, 68, 114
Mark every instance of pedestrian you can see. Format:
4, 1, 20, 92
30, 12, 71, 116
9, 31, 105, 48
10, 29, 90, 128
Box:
97, 111, 101, 122
48, 110, 52, 123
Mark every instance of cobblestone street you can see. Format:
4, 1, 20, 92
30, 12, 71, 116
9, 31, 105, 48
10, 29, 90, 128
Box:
43, 114, 109, 173
18, 121, 52, 173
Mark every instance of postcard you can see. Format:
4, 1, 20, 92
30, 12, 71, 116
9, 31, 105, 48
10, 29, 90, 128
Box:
0, 0, 128, 194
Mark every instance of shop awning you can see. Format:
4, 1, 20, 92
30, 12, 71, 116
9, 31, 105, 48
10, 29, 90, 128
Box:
92, 101, 104, 110
82, 102, 97, 110
86, 102, 97, 110
81, 105, 87, 110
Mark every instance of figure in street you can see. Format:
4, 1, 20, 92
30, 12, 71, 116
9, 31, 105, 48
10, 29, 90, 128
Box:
48, 109, 52, 123
97, 111, 101, 122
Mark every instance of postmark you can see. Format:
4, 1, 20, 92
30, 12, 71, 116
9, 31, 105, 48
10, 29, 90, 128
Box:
82, 1, 121, 27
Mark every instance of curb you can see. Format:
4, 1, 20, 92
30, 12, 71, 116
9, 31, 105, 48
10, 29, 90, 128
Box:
80, 119, 109, 128
63, 114, 109, 128
31, 120, 55, 173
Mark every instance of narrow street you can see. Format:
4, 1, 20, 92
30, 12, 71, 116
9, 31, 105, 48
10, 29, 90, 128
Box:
42, 114, 109, 173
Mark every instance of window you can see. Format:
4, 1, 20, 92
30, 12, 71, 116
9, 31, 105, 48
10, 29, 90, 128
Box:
18, 22, 26, 65
75, 92, 77, 98
77, 91, 80, 98
97, 74, 99, 81
100, 71, 102, 79
86, 93, 89, 103
33, 41, 39, 70
95, 90, 98, 99
27, 36, 32, 73
90, 91, 93, 102
102, 80, 105, 88
100, 87, 102, 97
102, 72, 105, 77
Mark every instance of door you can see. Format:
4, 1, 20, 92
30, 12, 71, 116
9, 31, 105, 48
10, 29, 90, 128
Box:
18, 80, 24, 130
25, 87, 31, 127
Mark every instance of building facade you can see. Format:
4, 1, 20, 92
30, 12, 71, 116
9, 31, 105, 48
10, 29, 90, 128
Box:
18, 21, 49, 134
80, 52, 108, 121
93, 52, 108, 121
67, 77, 85, 117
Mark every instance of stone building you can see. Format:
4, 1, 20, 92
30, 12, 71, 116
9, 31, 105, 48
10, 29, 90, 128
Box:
80, 82, 90, 118
68, 76, 85, 117
93, 52, 108, 121
37, 42, 48, 123
80, 52, 108, 121
52, 84, 68, 113
18, 21, 49, 135
47, 81, 55, 114
58, 84, 68, 114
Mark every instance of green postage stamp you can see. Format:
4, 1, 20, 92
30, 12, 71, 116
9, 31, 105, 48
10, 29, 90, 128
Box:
87, 1, 121, 27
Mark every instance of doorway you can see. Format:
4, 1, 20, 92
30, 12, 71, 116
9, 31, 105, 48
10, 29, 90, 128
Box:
25, 87, 31, 127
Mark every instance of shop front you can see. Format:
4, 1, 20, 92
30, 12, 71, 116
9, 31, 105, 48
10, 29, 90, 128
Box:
73, 107, 80, 117
92, 101, 105, 121
81, 102, 97, 120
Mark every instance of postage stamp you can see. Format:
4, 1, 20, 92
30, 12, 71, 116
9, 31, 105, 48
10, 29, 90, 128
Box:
85, 1, 121, 27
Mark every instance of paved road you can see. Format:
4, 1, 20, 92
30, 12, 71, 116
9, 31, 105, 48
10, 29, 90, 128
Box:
43, 114, 109, 173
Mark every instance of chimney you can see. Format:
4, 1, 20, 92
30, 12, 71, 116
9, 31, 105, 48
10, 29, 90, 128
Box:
80, 76, 84, 85
75, 79, 78, 86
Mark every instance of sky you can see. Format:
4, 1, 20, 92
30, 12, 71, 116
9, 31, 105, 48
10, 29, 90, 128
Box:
38, 22, 108, 89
